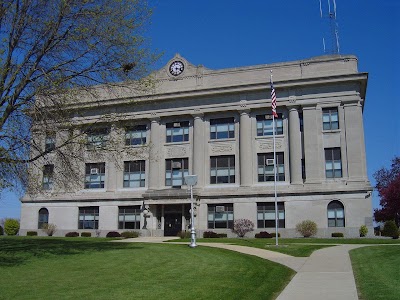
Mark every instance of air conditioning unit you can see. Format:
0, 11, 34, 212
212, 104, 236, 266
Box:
172, 162, 182, 169
266, 159, 275, 166
90, 168, 99, 175
173, 122, 181, 128
264, 115, 273, 120
215, 206, 225, 212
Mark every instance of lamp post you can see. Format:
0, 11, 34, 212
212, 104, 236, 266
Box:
185, 175, 198, 248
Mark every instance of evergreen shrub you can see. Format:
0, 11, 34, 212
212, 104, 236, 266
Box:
65, 232, 79, 237
4, 218, 20, 236
255, 231, 272, 238
121, 231, 139, 238
106, 231, 121, 238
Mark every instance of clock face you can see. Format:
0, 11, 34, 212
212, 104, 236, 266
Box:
169, 61, 184, 76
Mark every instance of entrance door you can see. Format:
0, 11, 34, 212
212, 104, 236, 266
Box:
164, 213, 182, 236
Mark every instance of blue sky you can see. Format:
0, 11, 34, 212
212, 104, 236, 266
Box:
1, 0, 399, 219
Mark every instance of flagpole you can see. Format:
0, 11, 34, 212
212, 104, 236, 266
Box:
270, 70, 279, 247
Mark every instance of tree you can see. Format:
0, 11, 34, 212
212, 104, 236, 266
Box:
232, 219, 254, 238
373, 156, 400, 227
0, 0, 157, 193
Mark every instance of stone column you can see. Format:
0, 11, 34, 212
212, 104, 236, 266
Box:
239, 109, 252, 186
148, 117, 160, 189
344, 102, 368, 181
303, 105, 323, 183
192, 113, 205, 187
288, 107, 303, 184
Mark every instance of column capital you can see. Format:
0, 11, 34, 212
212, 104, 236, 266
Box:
287, 105, 300, 112
191, 112, 204, 119
149, 116, 160, 123
238, 108, 251, 115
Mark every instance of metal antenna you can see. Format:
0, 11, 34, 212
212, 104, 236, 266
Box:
319, 0, 340, 54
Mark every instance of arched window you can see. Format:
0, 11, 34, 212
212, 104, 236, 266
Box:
327, 201, 345, 227
38, 208, 49, 229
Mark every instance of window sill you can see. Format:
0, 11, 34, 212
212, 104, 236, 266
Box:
164, 141, 190, 146
207, 184, 239, 188
209, 138, 236, 143
322, 129, 341, 134
82, 188, 106, 192
255, 135, 284, 140
124, 144, 147, 148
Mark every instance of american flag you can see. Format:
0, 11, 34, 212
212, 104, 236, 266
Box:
270, 74, 278, 118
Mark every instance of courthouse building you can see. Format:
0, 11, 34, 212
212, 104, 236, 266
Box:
20, 54, 373, 237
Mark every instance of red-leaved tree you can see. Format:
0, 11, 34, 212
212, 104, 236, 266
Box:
373, 156, 400, 227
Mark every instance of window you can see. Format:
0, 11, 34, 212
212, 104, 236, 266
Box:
45, 134, 55, 152
257, 202, 285, 228
322, 108, 339, 130
328, 201, 345, 227
125, 125, 147, 145
78, 207, 99, 229
119, 206, 141, 229
123, 161, 145, 188
38, 208, 49, 229
42, 164, 54, 190
85, 163, 105, 188
166, 121, 189, 143
210, 118, 234, 139
165, 158, 189, 187
256, 114, 283, 136
86, 128, 109, 148
210, 155, 235, 184
325, 148, 342, 178
208, 204, 234, 229
257, 153, 285, 182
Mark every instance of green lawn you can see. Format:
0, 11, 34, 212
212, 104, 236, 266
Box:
0, 237, 294, 300
350, 245, 400, 300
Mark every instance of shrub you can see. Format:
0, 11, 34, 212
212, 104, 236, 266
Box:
217, 233, 227, 238
255, 231, 273, 238
203, 231, 218, 238
382, 220, 399, 239
106, 231, 121, 238
232, 219, 254, 238
41, 223, 57, 236
27, 231, 38, 236
0, 225, 3, 235
296, 220, 318, 237
81, 232, 92, 237
4, 218, 20, 236
177, 230, 191, 239
359, 225, 368, 237
332, 232, 344, 238
65, 231, 79, 237
271, 232, 281, 238
121, 231, 140, 239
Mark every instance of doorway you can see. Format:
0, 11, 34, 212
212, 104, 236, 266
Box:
164, 213, 182, 236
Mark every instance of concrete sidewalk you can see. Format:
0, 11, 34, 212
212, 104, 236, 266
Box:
276, 244, 364, 300
115, 237, 364, 300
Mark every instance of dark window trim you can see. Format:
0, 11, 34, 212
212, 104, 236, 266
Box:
257, 153, 285, 182
78, 206, 99, 229
123, 160, 146, 188
207, 204, 234, 229
257, 202, 285, 228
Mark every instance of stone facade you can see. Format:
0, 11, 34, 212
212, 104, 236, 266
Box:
20, 54, 373, 238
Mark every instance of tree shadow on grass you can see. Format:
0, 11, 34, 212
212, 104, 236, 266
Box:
0, 237, 143, 267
